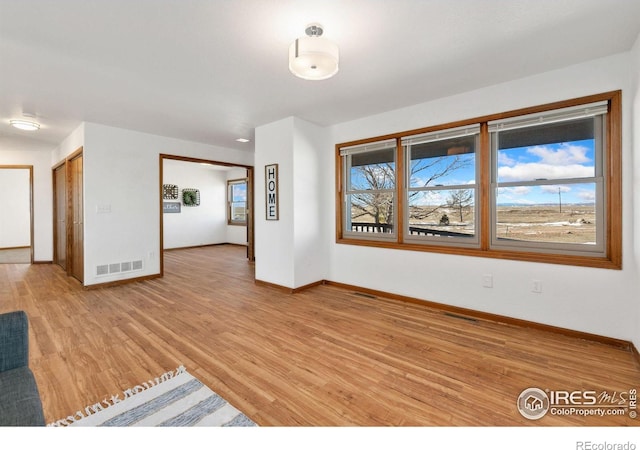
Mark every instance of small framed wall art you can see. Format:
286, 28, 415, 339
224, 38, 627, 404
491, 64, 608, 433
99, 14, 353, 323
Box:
182, 188, 200, 207
163, 184, 179, 200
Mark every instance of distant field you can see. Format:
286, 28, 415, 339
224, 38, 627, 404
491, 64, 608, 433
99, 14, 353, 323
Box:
354, 204, 597, 244
494, 205, 596, 244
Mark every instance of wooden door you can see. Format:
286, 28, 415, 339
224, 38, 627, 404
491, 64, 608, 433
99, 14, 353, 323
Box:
53, 163, 67, 269
68, 152, 84, 282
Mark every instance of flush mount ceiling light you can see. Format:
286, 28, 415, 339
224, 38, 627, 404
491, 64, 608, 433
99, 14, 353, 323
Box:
10, 119, 40, 131
289, 23, 339, 81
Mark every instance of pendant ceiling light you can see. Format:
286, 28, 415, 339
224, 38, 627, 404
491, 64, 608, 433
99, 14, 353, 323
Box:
289, 23, 339, 81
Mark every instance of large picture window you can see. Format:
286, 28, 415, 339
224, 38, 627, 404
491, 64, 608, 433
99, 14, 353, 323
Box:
336, 91, 621, 269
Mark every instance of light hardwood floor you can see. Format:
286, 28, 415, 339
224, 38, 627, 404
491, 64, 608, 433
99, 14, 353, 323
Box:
1, 244, 638, 426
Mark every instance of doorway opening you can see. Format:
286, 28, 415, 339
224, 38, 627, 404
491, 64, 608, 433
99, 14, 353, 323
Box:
159, 154, 254, 277
0, 166, 33, 264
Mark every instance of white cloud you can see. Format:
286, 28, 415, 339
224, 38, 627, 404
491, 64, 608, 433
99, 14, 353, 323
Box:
496, 186, 534, 204
498, 163, 593, 182
498, 144, 593, 182
527, 144, 591, 165
498, 152, 517, 167
411, 191, 445, 206
540, 185, 571, 194
577, 189, 596, 202
510, 186, 532, 195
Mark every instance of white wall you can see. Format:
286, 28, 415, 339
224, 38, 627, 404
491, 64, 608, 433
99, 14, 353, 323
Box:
255, 117, 329, 289
292, 118, 330, 287
631, 34, 640, 350
69, 122, 252, 286
0, 146, 55, 261
255, 118, 296, 287
162, 160, 227, 249
327, 51, 639, 341
0, 168, 30, 248
53, 122, 85, 164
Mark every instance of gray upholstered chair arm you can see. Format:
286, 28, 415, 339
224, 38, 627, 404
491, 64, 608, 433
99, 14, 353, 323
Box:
0, 311, 29, 372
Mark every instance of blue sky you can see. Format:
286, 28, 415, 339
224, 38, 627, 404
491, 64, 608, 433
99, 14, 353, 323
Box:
231, 182, 247, 202
409, 139, 596, 206
496, 139, 596, 205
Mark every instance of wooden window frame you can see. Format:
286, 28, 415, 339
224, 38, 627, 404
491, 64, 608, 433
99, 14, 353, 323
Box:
341, 139, 398, 241
227, 178, 248, 226
335, 91, 622, 269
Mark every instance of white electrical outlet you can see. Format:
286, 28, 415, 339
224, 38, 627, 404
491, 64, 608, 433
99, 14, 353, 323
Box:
482, 274, 493, 288
96, 204, 111, 214
532, 280, 542, 293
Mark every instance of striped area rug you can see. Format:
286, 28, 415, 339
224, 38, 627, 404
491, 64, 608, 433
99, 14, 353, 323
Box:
48, 366, 256, 427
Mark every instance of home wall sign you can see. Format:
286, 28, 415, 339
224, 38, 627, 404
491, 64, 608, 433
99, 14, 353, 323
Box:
265, 164, 279, 220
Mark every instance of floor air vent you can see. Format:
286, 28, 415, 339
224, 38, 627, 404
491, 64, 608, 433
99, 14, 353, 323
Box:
352, 292, 377, 299
444, 312, 478, 323
96, 259, 144, 276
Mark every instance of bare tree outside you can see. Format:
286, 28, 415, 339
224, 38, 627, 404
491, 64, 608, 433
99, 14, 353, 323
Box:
350, 153, 472, 227
347, 134, 476, 236
350, 161, 395, 227
407, 154, 472, 221
446, 189, 474, 222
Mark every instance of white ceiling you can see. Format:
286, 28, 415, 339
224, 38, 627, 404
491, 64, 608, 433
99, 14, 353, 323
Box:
1, 0, 639, 154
